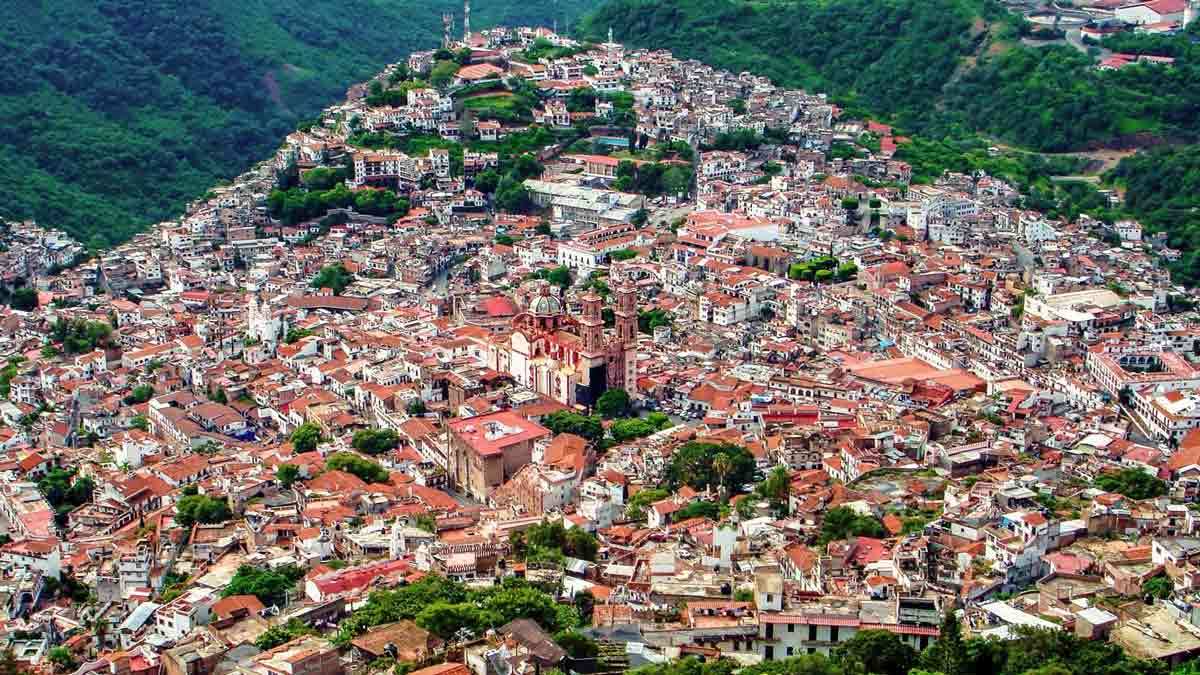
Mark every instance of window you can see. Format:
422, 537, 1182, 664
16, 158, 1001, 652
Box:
830, 627, 839, 642
788, 623, 794, 633
786, 647, 794, 656
808, 625, 817, 641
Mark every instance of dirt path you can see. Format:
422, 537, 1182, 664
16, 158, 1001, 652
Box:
989, 140, 1136, 175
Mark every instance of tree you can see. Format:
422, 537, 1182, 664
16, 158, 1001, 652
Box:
10, 287, 37, 311
832, 629, 917, 675
284, 327, 313, 344
352, 428, 401, 455
310, 263, 353, 295
123, 384, 154, 405
674, 501, 721, 521
662, 167, 691, 196
47, 647, 76, 673
819, 506, 886, 544
130, 414, 149, 431
573, 589, 595, 626
290, 422, 323, 453
513, 520, 600, 562
474, 169, 501, 194
542, 411, 604, 442
610, 417, 667, 442
595, 388, 632, 419
1143, 575, 1173, 600
756, 465, 791, 513
38, 468, 95, 527
175, 494, 232, 527
407, 399, 427, 416
495, 177, 532, 214
1094, 468, 1167, 500
276, 464, 301, 488
545, 266, 572, 288
665, 442, 756, 493
223, 564, 305, 607
638, 309, 672, 334
302, 167, 345, 191
555, 630, 600, 659
711, 453, 733, 496
429, 60, 458, 88
326, 452, 389, 483
255, 618, 315, 650
416, 601, 495, 639
564, 526, 600, 561
920, 612, 966, 675
626, 488, 670, 519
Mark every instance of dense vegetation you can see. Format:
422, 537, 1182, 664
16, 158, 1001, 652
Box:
582, 0, 1200, 152
310, 263, 354, 295
51, 318, 113, 355
1093, 467, 1168, 500
290, 422, 324, 452
326, 451, 390, 484
665, 441, 757, 493
542, 408, 673, 446
351, 428, 401, 455
1, 0, 595, 247
174, 492, 233, 527
819, 506, 886, 544
334, 574, 580, 645
255, 618, 316, 650
38, 468, 95, 527
223, 564, 306, 607
1105, 145, 1200, 286
509, 519, 600, 563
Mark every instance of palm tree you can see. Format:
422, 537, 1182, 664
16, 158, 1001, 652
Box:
712, 454, 732, 497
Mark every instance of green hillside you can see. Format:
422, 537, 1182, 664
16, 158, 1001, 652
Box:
0, 0, 590, 248
580, 0, 1200, 152
1106, 145, 1200, 285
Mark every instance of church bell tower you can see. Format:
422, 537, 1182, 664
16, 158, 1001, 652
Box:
580, 292, 605, 354
614, 283, 638, 347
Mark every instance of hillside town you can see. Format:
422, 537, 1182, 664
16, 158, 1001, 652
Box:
3, 12, 1200, 675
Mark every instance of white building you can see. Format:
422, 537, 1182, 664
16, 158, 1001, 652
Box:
0, 539, 61, 580
1115, 0, 1186, 24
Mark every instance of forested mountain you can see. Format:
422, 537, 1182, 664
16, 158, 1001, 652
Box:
0, 0, 590, 248
580, 0, 1200, 152
1106, 145, 1200, 285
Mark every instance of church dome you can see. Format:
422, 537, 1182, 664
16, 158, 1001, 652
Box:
529, 293, 563, 316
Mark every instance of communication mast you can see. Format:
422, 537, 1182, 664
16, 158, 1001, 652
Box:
463, 0, 471, 43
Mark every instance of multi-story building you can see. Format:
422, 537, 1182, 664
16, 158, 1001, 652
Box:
449, 410, 551, 501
